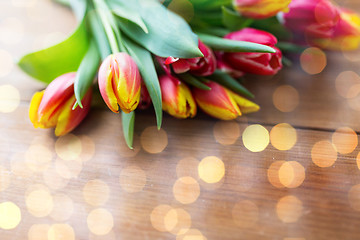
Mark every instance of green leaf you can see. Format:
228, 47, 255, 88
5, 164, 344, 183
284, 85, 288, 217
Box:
250, 17, 291, 40
69, 0, 87, 21
178, 73, 211, 90
107, 0, 148, 33
18, 20, 90, 83
187, 0, 232, 11
73, 40, 100, 109
208, 70, 254, 98
222, 6, 253, 31
123, 37, 163, 129
87, 9, 111, 60
277, 42, 306, 53
197, 33, 276, 53
118, 0, 202, 58
122, 111, 135, 149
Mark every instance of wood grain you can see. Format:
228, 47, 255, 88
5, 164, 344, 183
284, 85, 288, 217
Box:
1, 1, 360, 240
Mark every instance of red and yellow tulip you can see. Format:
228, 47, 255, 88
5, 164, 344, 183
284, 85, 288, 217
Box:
314, 8, 360, 51
159, 75, 196, 119
234, 0, 292, 19
98, 52, 141, 113
29, 72, 92, 136
282, 0, 360, 51
192, 81, 259, 120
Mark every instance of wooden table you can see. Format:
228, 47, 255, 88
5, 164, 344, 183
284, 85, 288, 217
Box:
1, 1, 360, 239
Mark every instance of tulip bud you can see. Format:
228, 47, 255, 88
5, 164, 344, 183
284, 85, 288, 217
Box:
158, 40, 216, 77
29, 72, 92, 136
159, 75, 197, 119
234, 0, 292, 19
192, 81, 259, 120
98, 52, 141, 113
222, 28, 283, 75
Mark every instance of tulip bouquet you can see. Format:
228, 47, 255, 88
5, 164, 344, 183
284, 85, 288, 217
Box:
19, 0, 360, 148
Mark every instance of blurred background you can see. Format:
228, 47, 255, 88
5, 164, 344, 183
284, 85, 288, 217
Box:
1, 0, 360, 239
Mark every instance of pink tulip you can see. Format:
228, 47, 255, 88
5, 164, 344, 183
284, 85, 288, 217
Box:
222, 28, 283, 75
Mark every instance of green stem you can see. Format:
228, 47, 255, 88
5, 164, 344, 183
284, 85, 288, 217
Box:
93, 0, 120, 53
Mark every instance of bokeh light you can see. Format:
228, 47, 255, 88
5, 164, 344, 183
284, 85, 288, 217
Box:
55, 134, 82, 161
55, 156, 83, 179
356, 152, 360, 170
48, 224, 75, 240
198, 156, 225, 183
173, 177, 200, 204
270, 123, 297, 151
272, 85, 299, 112
79, 135, 95, 162
140, 126, 168, 154
11, 0, 38, 7
278, 161, 305, 188
176, 228, 207, 240
119, 166, 147, 193
242, 124, 269, 152
0, 50, 14, 78
150, 205, 173, 232
25, 144, 53, 172
11, 152, 34, 179
0, 17, 24, 45
268, 161, 286, 188
332, 127, 358, 154
87, 208, 114, 236
213, 120, 240, 145
164, 208, 192, 235
348, 184, 360, 211
49, 194, 74, 221
300, 47, 327, 75
43, 166, 69, 190
335, 71, 360, 98
0, 202, 21, 230
28, 224, 50, 240
176, 157, 200, 179
311, 140, 337, 167
276, 195, 303, 223
0, 84, 20, 113
83, 179, 110, 206
26, 187, 53, 217
232, 200, 259, 228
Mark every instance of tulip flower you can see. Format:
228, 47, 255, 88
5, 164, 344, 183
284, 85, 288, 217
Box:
215, 52, 245, 78
281, 0, 339, 40
158, 40, 216, 77
192, 81, 259, 120
138, 82, 152, 110
282, 0, 360, 50
29, 72, 92, 136
159, 75, 196, 119
234, 0, 292, 19
222, 28, 283, 75
313, 8, 360, 51
98, 52, 141, 113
